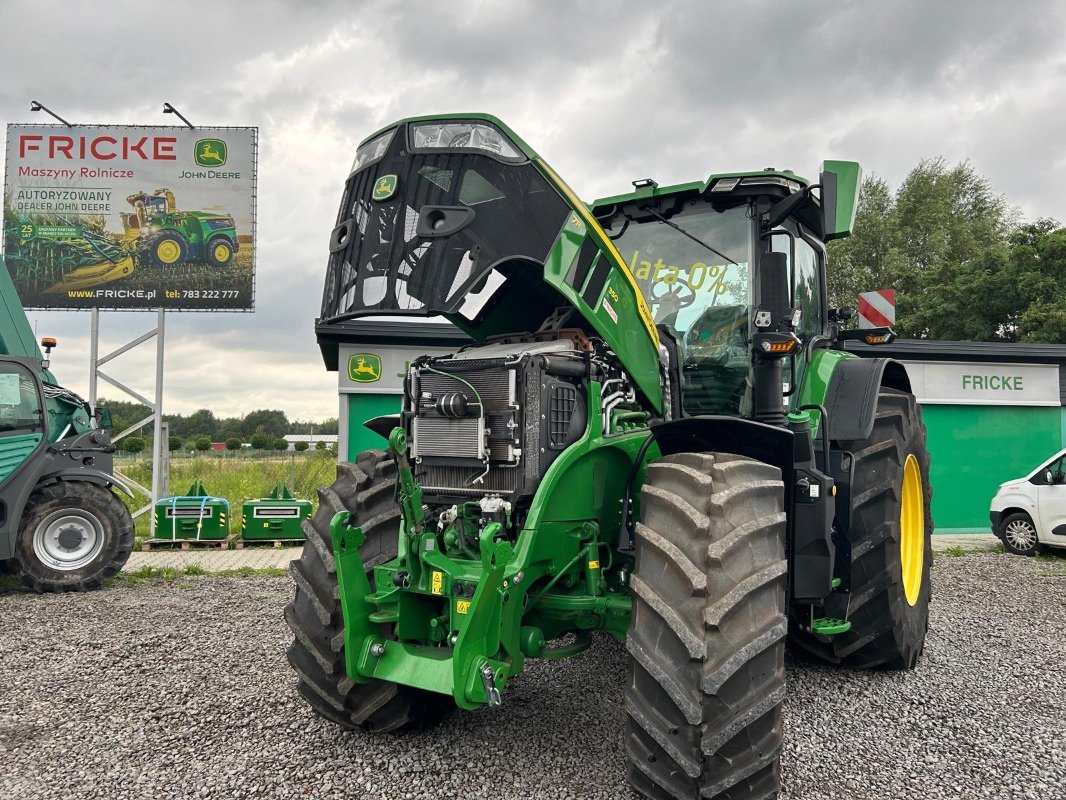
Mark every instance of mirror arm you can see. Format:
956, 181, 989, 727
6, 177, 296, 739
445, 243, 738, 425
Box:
761, 186, 815, 233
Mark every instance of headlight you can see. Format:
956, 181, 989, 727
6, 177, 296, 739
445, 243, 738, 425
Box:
350, 128, 396, 175
410, 121, 523, 160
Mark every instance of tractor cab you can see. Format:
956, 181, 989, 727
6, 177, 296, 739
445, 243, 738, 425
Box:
591, 163, 860, 421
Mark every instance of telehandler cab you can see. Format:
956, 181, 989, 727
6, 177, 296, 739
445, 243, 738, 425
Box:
289, 114, 932, 800
0, 257, 134, 591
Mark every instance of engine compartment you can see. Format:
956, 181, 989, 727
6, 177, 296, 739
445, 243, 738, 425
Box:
406, 336, 590, 502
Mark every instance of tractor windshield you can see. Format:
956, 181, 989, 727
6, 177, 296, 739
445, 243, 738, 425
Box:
610, 203, 753, 415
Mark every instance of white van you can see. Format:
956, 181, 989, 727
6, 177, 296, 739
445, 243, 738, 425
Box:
990, 447, 1066, 555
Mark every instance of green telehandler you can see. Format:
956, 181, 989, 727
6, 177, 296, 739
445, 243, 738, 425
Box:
289, 115, 932, 799
0, 257, 134, 591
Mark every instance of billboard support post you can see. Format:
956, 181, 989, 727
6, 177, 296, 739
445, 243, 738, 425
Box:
150, 307, 165, 535
89, 309, 167, 531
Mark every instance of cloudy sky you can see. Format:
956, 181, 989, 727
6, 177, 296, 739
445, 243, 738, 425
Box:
1, 0, 1064, 421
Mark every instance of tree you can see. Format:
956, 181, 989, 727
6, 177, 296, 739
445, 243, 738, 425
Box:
293, 440, 310, 452
315, 440, 328, 451
195, 436, 212, 452
273, 438, 289, 451
168, 436, 182, 452
250, 432, 271, 450
225, 437, 242, 451
241, 409, 289, 439
184, 409, 219, 439
828, 158, 1021, 341
122, 436, 145, 454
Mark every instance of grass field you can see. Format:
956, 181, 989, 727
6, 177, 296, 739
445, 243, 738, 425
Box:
117, 453, 338, 539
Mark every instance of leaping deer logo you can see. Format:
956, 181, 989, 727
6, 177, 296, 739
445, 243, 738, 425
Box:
349, 355, 381, 382
199, 142, 224, 164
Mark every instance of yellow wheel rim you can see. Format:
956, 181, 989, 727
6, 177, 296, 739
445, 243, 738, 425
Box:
213, 243, 230, 262
156, 240, 181, 264
900, 453, 924, 606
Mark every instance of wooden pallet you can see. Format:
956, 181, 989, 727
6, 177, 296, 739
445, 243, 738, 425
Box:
141, 534, 238, 552
232, 537, 305, 550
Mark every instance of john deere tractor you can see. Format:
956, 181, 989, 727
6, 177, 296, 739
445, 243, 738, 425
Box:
125, 188, 238, 269
288, 115, 933, 799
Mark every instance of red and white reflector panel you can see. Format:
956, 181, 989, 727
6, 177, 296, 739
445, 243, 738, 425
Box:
857, 289, 895, 329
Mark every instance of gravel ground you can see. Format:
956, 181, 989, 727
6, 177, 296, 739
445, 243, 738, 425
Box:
1, 552, 1063, 800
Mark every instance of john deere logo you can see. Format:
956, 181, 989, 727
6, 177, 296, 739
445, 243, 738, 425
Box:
348, 353, 382, 383
372, 174, 398, 201
195, 139, 227, 167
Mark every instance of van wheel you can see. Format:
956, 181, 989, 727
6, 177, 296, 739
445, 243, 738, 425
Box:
1000, 513, 1040, 556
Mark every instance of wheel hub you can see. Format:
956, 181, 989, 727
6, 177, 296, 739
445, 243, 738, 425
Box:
1005, 519, 1037, 550
899, 453, 925, 606
32, 511, 105, 571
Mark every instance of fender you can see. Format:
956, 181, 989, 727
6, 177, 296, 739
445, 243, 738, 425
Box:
649, 416, 794, 478
39, 468, 135, 498
822, 356, 911, 442
648, 416, 837, 604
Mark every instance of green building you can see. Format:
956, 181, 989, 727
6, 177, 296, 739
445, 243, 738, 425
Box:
317, 320, 1066, 535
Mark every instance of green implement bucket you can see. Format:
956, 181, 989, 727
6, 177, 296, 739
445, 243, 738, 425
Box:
154, 481, 231, 540
240, 484, 311, 542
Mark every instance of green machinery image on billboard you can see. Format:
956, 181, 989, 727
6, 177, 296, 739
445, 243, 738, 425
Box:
2, 124, 257, 310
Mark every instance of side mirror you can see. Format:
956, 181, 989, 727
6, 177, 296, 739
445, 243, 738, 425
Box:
96, 407, 113, 430
757, 251, 791, 327
820, 160, 862, 241
1046, 469, 1057, 485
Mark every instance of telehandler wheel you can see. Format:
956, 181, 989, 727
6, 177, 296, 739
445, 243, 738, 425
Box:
789, 388, 933, 670
12, 481, 134, 593
148, 233, 188, 267
285, 449, 454, 733
626, 452, 788, 800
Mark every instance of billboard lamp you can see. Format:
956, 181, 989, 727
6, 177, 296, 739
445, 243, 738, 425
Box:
29, 100, 72, 127
162, 103, 195, 129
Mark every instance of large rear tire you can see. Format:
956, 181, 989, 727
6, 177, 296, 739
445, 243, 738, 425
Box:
12, 481, 134, 593
285, 449, 453, 732
626, 452, 788, 800
789, 387, 933, 670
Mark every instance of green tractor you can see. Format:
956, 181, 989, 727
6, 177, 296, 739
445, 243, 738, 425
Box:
289, 115, 932, 799
0, 259, 135, 591
125, 188, 239, 268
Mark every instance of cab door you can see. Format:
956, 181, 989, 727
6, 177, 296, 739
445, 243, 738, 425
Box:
1036, 455, 1066, 541
0, 356, 49, 558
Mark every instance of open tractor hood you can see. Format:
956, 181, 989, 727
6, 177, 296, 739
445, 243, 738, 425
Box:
318, 114, 663, 410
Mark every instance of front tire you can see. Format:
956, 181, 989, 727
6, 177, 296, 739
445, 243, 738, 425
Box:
12, 481, 134, 592
285, 449, 453, 732
626, 452, 787, 800
148, 232, 188, 267
789, 387, 933, 670
206, 237, 235, 267
1000, 512, 1040, 556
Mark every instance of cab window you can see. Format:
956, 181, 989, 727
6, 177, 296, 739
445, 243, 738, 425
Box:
771, 224, 823, 344
0, 363, 43, 434
1036, 455, 1066, 485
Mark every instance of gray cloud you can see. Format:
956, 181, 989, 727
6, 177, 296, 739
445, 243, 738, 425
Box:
4, 0, 1065, 419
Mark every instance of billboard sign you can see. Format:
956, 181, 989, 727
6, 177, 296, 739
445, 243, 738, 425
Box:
3, 124, 256, 310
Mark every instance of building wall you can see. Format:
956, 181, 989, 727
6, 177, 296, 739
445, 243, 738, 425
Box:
344, 393, 400, 459
922, 405, 1064, 532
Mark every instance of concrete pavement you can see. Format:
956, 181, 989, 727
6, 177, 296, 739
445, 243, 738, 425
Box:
121, 534, 1000, 574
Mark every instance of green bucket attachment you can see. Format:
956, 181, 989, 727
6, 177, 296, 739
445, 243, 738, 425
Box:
240, 483, 311, 542
154, 481, 231, 540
